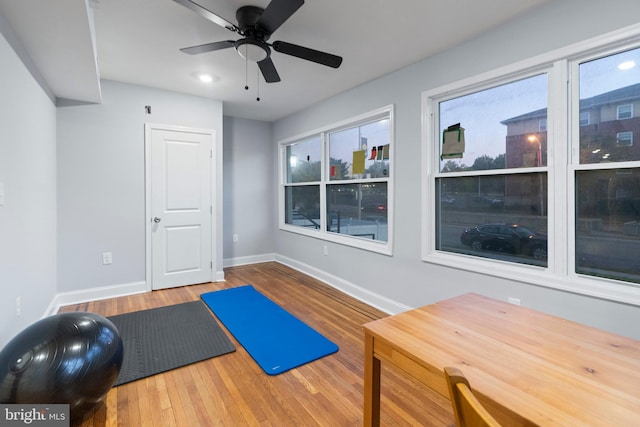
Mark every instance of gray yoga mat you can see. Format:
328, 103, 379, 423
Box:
108, 301, 235, 386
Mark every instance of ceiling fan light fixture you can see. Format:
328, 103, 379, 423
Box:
235, 39, 269, 62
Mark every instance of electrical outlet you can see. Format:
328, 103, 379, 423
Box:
16, 297, 21, 318
323, 245, 328, 256
102, 252, 113, 265
233, 234, 239, 243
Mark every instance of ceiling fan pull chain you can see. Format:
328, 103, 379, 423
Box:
256, 66, 261, 102
244, 45, 249, 90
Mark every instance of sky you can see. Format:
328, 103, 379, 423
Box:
287, 118, 390, 177
439, 73, 547, 166
438, 46, 640, 168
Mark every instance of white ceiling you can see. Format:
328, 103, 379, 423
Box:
0, 0, 550, 122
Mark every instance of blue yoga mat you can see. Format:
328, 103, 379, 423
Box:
200, 285, 338, 375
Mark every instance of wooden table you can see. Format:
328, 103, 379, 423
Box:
363, 293, 640, 426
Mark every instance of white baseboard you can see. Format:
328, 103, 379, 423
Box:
48, 268, 226, 317
223, 253, 276, 268
274, 254, 411, 315
46, 254, 409, 318
45, 281, 147, 316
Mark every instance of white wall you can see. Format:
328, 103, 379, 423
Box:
56, 80, 223, 296
0, 31, 57, 348
222, 117, 275, 265
273, 0, 640, 339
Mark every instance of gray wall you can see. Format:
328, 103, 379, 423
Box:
0, 31, 57, 348
272, 0, 640, 339
223, 116, 275, 264
57, 80, 223, 293
3, 0, 640, 348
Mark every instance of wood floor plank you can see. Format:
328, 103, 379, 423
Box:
60, 262, 454, 426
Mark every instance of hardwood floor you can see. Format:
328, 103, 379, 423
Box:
59, 262, 454, 426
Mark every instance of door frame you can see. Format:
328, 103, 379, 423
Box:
144, 123, 223, 291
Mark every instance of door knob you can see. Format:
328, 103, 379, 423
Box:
153, 217, 162, 223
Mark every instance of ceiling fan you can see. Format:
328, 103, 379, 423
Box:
173, 0, 343, 84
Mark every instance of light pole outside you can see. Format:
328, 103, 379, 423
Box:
528, 135, 544, 216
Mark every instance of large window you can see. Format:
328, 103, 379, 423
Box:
280, 106, 393, 254
575, 47, 640, 284
424, 31, 640, 301
284, 136, 321, 229
433, 73, 549, 267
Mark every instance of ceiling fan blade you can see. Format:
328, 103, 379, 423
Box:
258, 57, 281, 83
180, 40, 236, 55
257, 0, 304, 34
272, 41, 342, 68
172, 0, 237, 32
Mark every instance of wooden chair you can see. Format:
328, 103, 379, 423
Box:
444, 367, 501, 427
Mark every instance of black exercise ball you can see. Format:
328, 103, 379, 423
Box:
0, 312, 123, 422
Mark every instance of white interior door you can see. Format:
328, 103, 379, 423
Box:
150, 126, 212, 290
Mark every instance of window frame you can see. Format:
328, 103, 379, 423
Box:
423, 65, 555, 270
422, 24, 640, 306
616, 131, 634, 146
617, 104, 633, 120
539, 118, 548, 132
279, 105, 394, 255
580, 111, 591, 126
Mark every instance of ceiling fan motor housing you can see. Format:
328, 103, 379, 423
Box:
236, 6, 269, 39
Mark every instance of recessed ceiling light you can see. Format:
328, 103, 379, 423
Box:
191, 72, 219, 83
618, 60, 636, 70
199, 73, 214, 83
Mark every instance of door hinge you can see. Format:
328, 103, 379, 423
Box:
210, 261, 213, 270
210, 149, 213, 158
210, 205, 213, 214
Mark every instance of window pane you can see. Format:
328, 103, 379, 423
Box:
575, 169, 640, 283
439, 74, 547, 172
284, 185, 320, 229
580, 111, 590, 126
579, 47, 640, 164
617, 131, 633, 147
436, 173, 547, 266
617, 104, 633, 120
286, 136, 321, 183
328, 118, 390, 180
326, 182, 387, 242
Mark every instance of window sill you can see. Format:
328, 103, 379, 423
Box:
279, 223, 393, 256
422, 250, 640, 307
